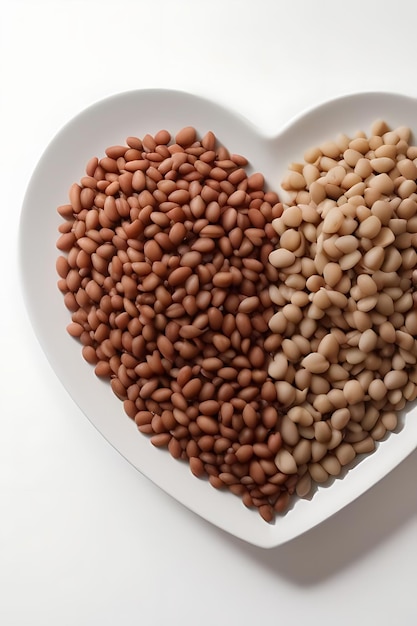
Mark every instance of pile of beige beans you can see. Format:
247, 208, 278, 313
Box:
269, 120, 417, 498
56, 120, 417, 523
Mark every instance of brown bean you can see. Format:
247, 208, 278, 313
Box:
189, 457, 205, 478
249, 460, 266, 485
212, 272, 234, 288
196, 415, 219, 435
175, 126, 196, 147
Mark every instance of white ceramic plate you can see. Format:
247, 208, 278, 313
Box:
20, 89, 417, 548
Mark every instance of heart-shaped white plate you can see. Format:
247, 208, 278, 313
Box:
20, 89, 417, 548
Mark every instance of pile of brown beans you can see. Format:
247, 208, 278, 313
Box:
56, 126, 296, 523
269, 120, 417, 498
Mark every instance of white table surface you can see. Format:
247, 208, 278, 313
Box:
2, 1, 417, 624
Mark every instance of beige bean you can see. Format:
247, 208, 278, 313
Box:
398, 179, 417, 199
334, 235, 358, 254
369, 173, 395, 195
309, 462, 329, 483
344, 148, 362, 167
314, 421, 332, 443
326, 428, 343, 451
301, 353, 329, 374
339, 250, 361, 271
362, 247, 384, 271
354, 157, 373, 178
350, 137, 369, 153
269, 248, 296, 268
322, 262, 342, 286
320, 455, 342, 476
322, 208, 344, 234
281, 205, 303, 227
317, 334, 339, 361
357, 215, 382, 238
303, 164, 320, 185
280, 229, 302, 252
330, 407, 351, 430
334, 443, 356, 466
358, 328, 378, 353
383, 369, 408, 390
268, 353, 289, 380
292, 440, 312, 467
353, 436, 375, 455
287, 405, 314, 426
356, 274, 377, 297
280, 415, 300, 446
397, 158, 417, 179
275, 449, 298, 474
287, 171, 306, 190
371, 420, 387, 441
304, 146, 322, 163
370, 157, 395, 173
343, 379, 364, 404
275, 381, 296, 405
381, 411, 398, 431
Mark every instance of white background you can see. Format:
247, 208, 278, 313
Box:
2, 1, 417, 624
